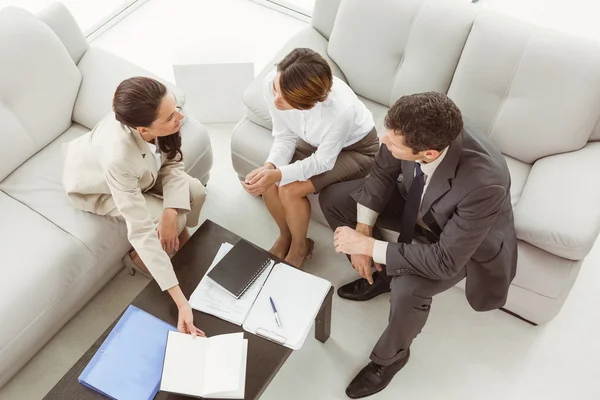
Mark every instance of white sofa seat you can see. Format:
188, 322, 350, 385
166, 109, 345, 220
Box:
0, 192, 99, 373
0, 124, 128, 258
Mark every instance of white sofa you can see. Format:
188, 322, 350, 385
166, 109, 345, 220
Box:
231, 0, 600, 325
0, 4, 213, 387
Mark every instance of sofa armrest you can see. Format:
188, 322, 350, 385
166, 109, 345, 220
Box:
38, 3, 89, 64
179, 115, 213, 185
514, 142, 600, 260
72, 47, 186, 130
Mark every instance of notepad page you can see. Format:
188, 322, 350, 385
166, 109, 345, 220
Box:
190, 243, 273, 325
160, 331, 208, 396
204, 333, 246, 398
242, 263, 331, 350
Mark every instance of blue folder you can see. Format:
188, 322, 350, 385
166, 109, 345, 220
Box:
78, 305, 177, 400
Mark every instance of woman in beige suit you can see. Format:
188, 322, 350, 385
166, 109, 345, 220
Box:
63, 77, 206, 336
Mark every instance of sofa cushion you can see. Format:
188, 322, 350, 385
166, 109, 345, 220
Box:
504, 155, 531, 208
0, 124, 128, 259
38, 3, 89, 64
328, 0, 477, 107
448, 11, 600, 164
0, 7, 81, 181
231, 118, 275, 178
311, 0, 342, 40
591, 116, 600, 142
242, 27, 348, 131
358, 96, 388, 138
511, 240, 580, 300
0, 191, 96, 349
513, 143, 600, 261
179, 116, 213, 184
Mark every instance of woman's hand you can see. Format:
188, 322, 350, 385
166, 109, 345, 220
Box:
242, 168, 282, 197
245, 164, 272, 183
158, 208, 179, 255
177, 302, 206, 338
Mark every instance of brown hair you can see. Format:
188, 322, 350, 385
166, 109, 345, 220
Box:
113, 76, 183, 161
385, 92, 463, 154
276, 48, 333, 110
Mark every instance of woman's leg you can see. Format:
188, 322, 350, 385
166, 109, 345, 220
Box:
278, 180, 317, 267
186, 176, 207, 228
178, 227, 191, 248
127, 177, 203, 275
128, 225, 191, 275
262, 183, 292, 259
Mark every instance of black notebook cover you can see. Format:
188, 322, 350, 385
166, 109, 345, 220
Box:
207, 240, 273, 299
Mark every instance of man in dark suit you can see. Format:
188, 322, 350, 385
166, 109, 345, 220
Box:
319, 92, 517, 399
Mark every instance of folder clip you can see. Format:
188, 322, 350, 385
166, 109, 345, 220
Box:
255, 328, 286, 345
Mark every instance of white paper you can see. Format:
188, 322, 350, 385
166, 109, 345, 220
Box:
160, 332, 208, 396
205, 334, 247, 398
242, 263, 332, 350
161, 332, 247, 399
190, 243, 274, 325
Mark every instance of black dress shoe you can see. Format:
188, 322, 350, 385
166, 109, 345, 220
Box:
337, 273, 391, 301
346, 349, 411, 399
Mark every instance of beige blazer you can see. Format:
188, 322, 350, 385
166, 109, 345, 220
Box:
62, 113, 191, 290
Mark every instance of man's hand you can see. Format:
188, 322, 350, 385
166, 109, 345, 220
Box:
242, 168, 282, 197
334, 226, 375, 256
350, 254, 375, 284
158, 208, 179, 255
343, 224, 380, 284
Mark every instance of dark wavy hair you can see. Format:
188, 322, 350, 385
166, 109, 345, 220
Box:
113, 76, 183, 161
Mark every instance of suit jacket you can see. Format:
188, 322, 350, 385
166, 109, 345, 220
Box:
354, 124, 517, 311
62, 113, 191, 291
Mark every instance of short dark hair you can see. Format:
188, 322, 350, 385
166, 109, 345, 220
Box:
385, 92, 463, 154
276, 48, 333, 110
113, 77, 182, 161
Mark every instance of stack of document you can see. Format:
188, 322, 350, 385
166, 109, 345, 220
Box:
190, 243, 332, 349
190, 243, 273, 326
160, 332, 248, 399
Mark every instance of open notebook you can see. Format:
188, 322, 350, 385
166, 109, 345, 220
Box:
160, 332, 248, 399
190, 243, 331, 349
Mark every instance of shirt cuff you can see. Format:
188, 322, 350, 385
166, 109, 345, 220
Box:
266, 154, 286, 169
278, 163, 303, 186
372, 240, 388, 265
357, 204, 379, 226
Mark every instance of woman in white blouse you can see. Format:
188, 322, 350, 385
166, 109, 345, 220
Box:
243, 48, 379, 268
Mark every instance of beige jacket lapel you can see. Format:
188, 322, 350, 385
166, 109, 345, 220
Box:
129, 126, 159, 191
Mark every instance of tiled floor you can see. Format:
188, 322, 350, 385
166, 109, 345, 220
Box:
1, 0, 599, 399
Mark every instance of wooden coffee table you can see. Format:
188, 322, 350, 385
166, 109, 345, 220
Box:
44, 220, 334, 400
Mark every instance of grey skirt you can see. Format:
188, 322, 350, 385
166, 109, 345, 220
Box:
292, 127, 379, 193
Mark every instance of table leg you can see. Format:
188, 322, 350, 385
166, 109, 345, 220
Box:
315, 286, 334, 343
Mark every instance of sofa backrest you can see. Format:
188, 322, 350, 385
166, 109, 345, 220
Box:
0, 7, 82, 181
326, 0, 477, 107
448, 11, 600, 163
311, 0, 342, 40
38, 2, 89, 65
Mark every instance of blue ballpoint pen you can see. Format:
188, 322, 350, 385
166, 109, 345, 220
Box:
269, 297, 282, 328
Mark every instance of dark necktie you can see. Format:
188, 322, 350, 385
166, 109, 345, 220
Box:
398, 162, 425, 244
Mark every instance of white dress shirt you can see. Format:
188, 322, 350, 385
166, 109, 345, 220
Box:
264, 70, 375, 186
146, 140, 163, 171
357, 148, 449, 265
